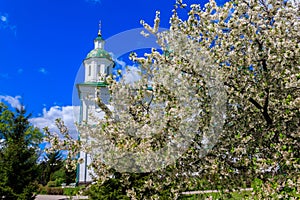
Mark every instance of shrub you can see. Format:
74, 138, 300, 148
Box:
50, 169, 65, 181
47, 178, 65, 188
37, 184, 47, 194
46, 187, 64, 195
63, 187, 82, 196
55, 178, 65, 187
47, 181, 57, 188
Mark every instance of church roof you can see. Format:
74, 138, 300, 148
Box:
85, 48, 113, 61
94, 35, 103, 41
77, 82, 108, 87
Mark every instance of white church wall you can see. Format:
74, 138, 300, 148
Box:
78, 151, 93, 183
77, 31, 114, 184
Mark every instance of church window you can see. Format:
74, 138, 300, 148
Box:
88, 65, 91, 76
101, 64, 105, 74
97, 65, 100, 75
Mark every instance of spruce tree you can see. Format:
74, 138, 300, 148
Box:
0, 102, 42, 200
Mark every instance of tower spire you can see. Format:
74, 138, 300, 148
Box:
94, 20, 104, 49
98, 20, 102, 37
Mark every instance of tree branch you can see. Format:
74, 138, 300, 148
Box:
262, 88, 272, 125
96, 97, 112, 118
248, 97, 263, 110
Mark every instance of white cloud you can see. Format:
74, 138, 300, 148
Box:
0, 12, 16, 35
1, 16, 7, 22
122, 66, 141, 84
0, 95, 22, 110
38, 67, 48, 74
115, 58, 126, 68
30, 105, 80, 139
0, 13, 8, 24
114, 57, 141, 84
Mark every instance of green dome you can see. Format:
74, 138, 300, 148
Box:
86, 48, 113, 61
95, 35, 103, 41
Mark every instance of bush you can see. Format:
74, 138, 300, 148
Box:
38, 185, 86, 196
46, 187, 64, 195
47, 178, 65, 188
55, 178, 65, 187
47, 181, 57, 188
50, 169, 65, 181
63, 187, 83, 196
37, 184, 47, 194
37, 185, 64, 195
86, 181, 130, 200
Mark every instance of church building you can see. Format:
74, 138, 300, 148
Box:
76, 27, 115, 184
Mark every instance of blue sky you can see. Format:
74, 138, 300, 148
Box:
0, 0, 227, 135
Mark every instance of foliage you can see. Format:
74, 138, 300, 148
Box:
0, 102, 43, 199
37, 185, 83, 196
180, 190, 252, 200
46, 178, 65, 188
51, 169, 65, 181
46, 0, 299, 199
63, 186, 84, 196
64, 163, 77, 185
45, 187, 64, 195
38, 151, 64, 185
37, 184, 47, 194
86, 182, 130, 200
38, 151, 76, 187
85, 172, 174, 199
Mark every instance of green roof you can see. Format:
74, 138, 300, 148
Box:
95, 35, 103, 41
86, 48, 113, 61
77, 82, 108, 87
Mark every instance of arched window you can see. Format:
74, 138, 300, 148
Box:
101, 64, 105, 74
88, 65, 91, 76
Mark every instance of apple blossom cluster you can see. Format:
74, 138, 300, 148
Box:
45, 0, 299, 198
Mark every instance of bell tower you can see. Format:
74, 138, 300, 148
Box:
76, 24, 114, 184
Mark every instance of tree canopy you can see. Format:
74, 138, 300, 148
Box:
46, 0, 299, 199
0, 102, 43, 200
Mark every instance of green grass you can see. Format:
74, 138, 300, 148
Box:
180, 190, 252, 200
180, 191, 300, 200
63, 187, 83, 196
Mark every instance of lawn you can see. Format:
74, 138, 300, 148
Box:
180, 190, 252, 200
180, 190, 300, 200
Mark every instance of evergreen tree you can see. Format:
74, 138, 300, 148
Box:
0, 102, 42, 200
39, 151, 64, 186
38, 151, 76, 186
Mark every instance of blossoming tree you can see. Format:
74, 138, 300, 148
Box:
46, 0, 299, 198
